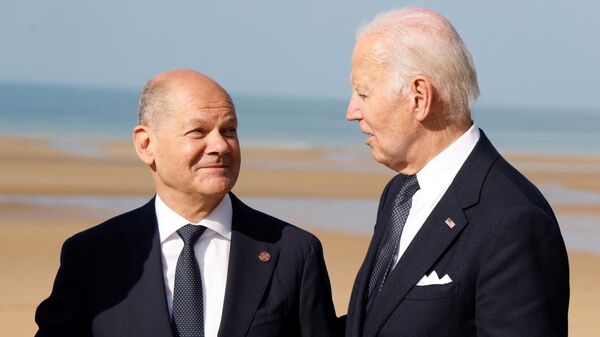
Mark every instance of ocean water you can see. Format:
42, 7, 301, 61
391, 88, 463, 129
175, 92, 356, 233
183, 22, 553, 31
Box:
1, 82, 598, 154
1, 191, 599, 253
1, 82, 599, 252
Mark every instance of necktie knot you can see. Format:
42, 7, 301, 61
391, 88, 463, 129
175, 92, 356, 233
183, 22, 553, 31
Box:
177, 224, 206, 246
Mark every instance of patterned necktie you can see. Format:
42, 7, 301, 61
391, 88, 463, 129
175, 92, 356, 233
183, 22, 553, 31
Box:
172, 224, 207, 337
367, 175, 420, 307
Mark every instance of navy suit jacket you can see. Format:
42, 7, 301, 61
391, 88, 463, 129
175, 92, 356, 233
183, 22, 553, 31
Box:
36, 193, 338, 337
345, 131, 569, 337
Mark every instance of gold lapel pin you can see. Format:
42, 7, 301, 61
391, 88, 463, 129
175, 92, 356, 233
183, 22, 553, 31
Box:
258, 251, 271, 262
445, 218, 456, 229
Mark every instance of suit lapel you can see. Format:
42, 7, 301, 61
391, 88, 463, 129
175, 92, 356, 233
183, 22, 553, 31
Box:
347, 222, 386, 337
118, 199, 174, 337
218, 194, 280, 337
347, 177, 396, 337
362, 131, 499, 337
363, 189, 467, 337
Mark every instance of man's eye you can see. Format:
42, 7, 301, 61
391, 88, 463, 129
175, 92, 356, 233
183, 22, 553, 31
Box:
185, 129, 205, 136
223, 128, 237, 137
358, 93, 368, 99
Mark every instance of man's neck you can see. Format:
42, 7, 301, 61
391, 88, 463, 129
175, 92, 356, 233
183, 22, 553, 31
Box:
399, 122, 472, 175
156, 189, 225, 223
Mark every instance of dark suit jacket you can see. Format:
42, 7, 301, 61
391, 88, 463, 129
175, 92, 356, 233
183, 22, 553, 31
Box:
35, 193, 338, 337
345, 131, 569, 337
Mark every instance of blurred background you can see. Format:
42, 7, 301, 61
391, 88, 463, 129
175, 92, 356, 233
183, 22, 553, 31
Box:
1, 0, 599, 336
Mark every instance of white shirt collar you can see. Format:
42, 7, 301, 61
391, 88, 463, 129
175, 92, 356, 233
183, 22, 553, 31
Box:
155, 193, 233, 243
415, 124, 480, 206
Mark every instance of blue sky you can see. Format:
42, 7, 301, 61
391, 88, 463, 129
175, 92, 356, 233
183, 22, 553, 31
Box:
1, 0, 599, 110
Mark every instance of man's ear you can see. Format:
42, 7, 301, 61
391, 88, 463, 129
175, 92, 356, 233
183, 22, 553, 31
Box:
410, 76, 434, 122
133, 125, 155, 166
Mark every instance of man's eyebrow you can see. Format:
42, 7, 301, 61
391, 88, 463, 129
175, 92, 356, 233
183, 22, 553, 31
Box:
187, 116, 237, 125
221, 116, 238, 124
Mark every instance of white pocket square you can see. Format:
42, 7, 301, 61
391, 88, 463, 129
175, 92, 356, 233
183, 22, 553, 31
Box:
416, 271, 452, 286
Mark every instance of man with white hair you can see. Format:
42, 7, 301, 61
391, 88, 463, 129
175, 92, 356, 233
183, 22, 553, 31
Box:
343, 7, 569, 337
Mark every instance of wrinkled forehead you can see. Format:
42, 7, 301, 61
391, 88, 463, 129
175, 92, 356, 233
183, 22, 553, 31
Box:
169, 79, 235, 110
152, 89, 235, 133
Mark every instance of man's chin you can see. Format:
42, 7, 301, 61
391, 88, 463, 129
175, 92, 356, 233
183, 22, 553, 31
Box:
370, 148, 384, 163
371, 151, 396, 170
194, 176, 237, 197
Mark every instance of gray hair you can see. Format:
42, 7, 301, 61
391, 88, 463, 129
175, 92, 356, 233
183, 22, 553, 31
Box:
137, 78, 171, 128
357, 7, 479, 123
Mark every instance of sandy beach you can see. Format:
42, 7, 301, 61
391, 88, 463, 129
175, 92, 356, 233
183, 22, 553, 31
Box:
1, 135, 599, 336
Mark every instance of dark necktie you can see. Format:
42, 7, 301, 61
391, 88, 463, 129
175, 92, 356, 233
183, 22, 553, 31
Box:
367, 175, 420, 307
171, 224, 207, 337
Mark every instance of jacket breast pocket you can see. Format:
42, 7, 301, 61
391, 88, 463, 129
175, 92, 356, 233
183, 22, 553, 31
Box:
405, 281, 459, 300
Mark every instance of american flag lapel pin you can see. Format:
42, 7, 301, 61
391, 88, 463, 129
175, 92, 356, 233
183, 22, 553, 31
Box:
445, 217, 456, 229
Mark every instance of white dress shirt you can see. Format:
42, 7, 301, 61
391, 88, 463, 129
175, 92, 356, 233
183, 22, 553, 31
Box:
155, 194, 232, 337
393, 125, 480, 266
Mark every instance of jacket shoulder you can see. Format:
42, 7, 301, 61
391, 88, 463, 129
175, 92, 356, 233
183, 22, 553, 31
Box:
231, 195, 321, 250
65, 200, 154, 248
485, 156, 554, 212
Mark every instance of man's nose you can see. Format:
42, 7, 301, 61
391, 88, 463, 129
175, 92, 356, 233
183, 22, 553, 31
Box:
346, 95, 363, 121
206, 130, 230, 155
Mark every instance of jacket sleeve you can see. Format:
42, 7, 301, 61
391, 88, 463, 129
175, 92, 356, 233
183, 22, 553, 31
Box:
475, 206, 569, 337
35, 236, 91, 337
298, 239, 342, 337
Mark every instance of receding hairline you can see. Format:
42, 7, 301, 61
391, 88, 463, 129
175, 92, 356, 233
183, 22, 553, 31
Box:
137, 69, 234, 127
354, 7, 480, 123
